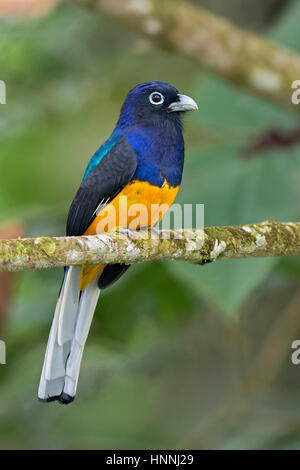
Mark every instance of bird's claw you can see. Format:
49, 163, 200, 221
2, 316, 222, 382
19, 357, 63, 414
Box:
116, 228, 137, 242
150, 226, 165, 239
141, 226, 165, 239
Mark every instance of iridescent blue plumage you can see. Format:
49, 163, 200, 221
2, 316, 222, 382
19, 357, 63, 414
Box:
123, 126, 184, 187
83, 81, 185, 188
82, 129, 122, 182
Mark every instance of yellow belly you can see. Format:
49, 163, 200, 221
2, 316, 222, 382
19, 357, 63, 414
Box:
80, 180, 179, 290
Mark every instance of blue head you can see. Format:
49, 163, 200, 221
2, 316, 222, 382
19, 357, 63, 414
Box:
116, 81, 198, 186
116, 81, 198, 131
82, 82, 198, 187
115, 82, 198, 188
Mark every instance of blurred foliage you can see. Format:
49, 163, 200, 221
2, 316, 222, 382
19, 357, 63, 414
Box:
0, 0, 300, 450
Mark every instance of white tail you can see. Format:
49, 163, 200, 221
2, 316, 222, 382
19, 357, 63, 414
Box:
38, 266, 100, 404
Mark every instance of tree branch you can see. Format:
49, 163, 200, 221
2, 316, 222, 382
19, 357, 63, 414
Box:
0, 221, 299, 272
66, 0, 300, 112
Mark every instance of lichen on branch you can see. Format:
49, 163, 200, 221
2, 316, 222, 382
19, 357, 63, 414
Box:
0, 221, 299, 272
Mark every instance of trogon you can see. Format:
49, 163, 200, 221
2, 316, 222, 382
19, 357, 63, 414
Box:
38, 81, 198, 404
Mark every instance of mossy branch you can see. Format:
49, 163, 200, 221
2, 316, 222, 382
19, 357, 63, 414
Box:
67, 0, 300, 112
0, 221, 299, 272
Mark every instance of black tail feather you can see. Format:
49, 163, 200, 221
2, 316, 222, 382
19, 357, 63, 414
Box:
98, 264, 130, 289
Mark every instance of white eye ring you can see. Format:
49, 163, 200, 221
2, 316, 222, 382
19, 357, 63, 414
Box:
149, 91, 164, 105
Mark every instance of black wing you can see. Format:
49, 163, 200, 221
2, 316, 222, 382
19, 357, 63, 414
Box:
67, 136, 137, 236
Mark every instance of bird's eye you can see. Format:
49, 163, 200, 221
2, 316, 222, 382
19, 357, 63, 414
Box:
149, 91, 164, 105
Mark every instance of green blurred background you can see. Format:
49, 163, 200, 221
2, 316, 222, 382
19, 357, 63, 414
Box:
0, 0, 300, 450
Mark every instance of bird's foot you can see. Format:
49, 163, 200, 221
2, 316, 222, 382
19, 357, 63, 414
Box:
141, 226, 165, 239
116, 228, 137, 242
151, 226, 165, 239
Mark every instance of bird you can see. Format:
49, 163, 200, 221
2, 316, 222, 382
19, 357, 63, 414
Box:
38, 81, 198, 404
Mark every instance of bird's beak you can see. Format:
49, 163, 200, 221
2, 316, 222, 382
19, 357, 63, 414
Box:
168, 94, 198, 113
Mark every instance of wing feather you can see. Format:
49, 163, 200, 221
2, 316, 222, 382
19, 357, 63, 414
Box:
67, 134, 137, 236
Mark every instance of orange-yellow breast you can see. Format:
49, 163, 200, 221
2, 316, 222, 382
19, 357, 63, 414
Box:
80, 180, 179, 290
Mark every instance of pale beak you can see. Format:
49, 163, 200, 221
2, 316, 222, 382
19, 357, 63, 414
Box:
168, 94, 198, 112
